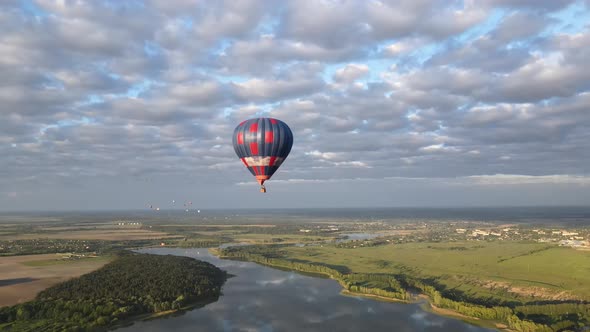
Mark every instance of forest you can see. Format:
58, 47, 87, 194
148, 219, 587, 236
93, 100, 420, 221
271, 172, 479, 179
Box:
0, 252, 227, 331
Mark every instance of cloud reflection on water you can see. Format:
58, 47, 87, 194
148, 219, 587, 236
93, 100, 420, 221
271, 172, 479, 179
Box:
118, 248, 494, 332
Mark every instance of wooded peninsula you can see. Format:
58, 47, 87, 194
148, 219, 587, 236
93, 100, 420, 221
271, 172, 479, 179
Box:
0, 253, 227, 331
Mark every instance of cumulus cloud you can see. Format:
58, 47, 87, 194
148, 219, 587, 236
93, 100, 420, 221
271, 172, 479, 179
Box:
1, 0, 589, 210
467, 174, 590, 185
233, 77, 324, 103
333, 64, 370, 83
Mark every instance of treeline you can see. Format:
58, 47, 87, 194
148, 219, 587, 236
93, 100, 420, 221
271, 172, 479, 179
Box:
410, 279, 552, 331
497, 245, 554, 263
177, 239, 226, 248
514, 303, 590, 331
341, 273, 410, 301
0, 253, 227, 331
176, 234, 233, 248
335, 239, 391, 249
221, 245, 346, 277
145, 224, 308, 236
0, 239, 169, 256
220, 246, 590, 332
405, 277, 590, 331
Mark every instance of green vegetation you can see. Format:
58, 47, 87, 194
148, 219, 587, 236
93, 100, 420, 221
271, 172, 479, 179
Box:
3, 212, 590, 330
176, 234, 232, 248
0, 253, 227, 331
0, 239, 170, 256
149, 224, 333, 247
281, 241, 590, 299
219, 242, 590, 331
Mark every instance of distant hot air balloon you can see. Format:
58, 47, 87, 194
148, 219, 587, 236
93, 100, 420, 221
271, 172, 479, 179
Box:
233, 118, 293, 193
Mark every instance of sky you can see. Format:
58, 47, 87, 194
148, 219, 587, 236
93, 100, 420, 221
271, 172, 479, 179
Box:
1, 0, 590, 211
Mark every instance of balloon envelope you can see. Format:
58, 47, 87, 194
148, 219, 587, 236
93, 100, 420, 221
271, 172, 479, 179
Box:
232, 118, 293, 186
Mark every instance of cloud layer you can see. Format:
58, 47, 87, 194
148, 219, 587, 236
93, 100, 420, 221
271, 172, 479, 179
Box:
1, 0, 590, 210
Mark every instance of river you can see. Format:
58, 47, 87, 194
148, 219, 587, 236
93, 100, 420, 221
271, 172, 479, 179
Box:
118, 247, 494, 332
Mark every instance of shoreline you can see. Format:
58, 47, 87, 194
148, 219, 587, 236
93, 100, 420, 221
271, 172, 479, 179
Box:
107, 298, 219, 331
422, 302, 513, 332
211, 249, 504, 331
339, 289, 410, 303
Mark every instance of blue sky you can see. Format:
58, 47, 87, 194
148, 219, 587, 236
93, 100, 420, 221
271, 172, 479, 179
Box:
1, 0, 590, 211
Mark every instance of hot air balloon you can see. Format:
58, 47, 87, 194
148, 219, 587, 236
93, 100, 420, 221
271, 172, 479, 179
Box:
233, 118, 293, 193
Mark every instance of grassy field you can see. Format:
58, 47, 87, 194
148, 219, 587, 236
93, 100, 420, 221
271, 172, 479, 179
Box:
281, 241, 590, 301
231, 233, 331, 243
1, 229, 176, 241
20, 256, 106, 267
0, 254, 112, 307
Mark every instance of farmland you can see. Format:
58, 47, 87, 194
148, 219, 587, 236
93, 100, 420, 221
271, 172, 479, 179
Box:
0, 254, 112, 307
2, 209, 590, 330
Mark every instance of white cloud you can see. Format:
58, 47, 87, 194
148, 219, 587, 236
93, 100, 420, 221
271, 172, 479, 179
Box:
467, 174, 590, 185
333, 64, 370, 83
305, 150, 341, 160
236, 174, 590, 187
333, 161, 371, 168
419, 144, 461, 153
2, 1, 590, 210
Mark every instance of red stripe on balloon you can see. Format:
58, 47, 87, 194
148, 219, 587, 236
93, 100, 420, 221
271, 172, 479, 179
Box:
237, 132, 244, 144
269, 156, 276, 166
270, 118, 277, 124
249, 142, 259, 155
241, 158, 249, 167
265, 131, 274, 143
249, 122, 258, 132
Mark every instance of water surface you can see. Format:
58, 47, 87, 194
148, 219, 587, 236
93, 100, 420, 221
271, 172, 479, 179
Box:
119, 247, 493, 332
336, 233, 384, 242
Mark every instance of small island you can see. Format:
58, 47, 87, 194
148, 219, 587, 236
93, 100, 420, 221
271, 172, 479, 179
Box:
0, 253, 227, 331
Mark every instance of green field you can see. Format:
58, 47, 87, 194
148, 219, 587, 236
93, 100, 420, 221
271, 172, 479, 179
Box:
231, 233, 330, 243
281, 241, 590, 301
220, 240, 590, 330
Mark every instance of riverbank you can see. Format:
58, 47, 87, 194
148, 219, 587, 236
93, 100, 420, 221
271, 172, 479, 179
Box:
210, 250, 493, 327
108, 297, 219, 331
117, 247, 494, 332
340, 290, 505, 331
417, 297, 515, 332
340, 289, 409, 303
213, 247, 558, 331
